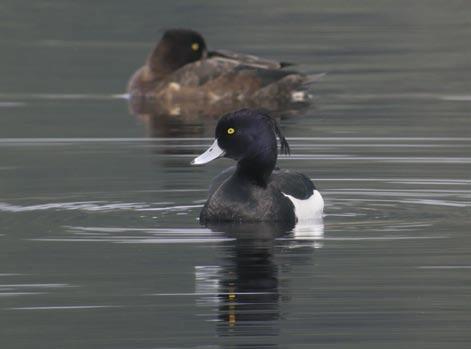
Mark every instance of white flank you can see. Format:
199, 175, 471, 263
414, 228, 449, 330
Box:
283, 190, 324, 221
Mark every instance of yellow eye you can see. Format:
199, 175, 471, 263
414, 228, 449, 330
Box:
191, 42, 199, 51
227, 127, 235, 135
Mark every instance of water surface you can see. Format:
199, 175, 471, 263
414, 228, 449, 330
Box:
1, 1, 470, 348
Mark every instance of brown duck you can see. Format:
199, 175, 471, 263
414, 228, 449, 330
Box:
127, 29, 323, 111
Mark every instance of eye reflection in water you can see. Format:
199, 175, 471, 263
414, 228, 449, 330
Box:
195, 221, 324, 347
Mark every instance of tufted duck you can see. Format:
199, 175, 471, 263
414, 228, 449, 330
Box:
191, 109, 324, 225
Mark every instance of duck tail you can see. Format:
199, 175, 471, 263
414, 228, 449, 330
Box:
302, 72, 327, 87
289, 72, 327, 102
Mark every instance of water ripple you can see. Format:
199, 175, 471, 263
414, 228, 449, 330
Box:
29, 225, 233, 245
0, 201, 202, 213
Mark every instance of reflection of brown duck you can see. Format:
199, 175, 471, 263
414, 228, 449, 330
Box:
129, 95, 216, 138
127, 29, 323, 117
128, 95, 312, 139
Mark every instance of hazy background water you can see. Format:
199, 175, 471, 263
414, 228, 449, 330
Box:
0, 1, 470, 348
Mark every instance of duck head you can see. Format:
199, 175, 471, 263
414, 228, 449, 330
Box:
192, 109, 290, 186
148, 29, 207, 78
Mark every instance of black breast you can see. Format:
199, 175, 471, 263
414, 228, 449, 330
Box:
199, 174, 296, 226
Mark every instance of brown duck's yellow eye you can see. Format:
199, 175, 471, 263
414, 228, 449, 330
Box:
191, 42, 199, 51
227, 127, 235, 135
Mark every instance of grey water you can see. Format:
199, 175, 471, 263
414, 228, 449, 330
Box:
1, 1, 471, 348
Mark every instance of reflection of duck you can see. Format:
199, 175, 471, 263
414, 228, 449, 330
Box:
203, 223, 286, 339
129, 97, 213, 138
128, 95, 310, 138
127, 29, 323, 117
195, 222, 323, 343
192, 109, 324, 226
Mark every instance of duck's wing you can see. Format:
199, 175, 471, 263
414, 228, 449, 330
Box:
165, 57, 292, 90
163, 58, 239, 87
270, 170, 316, 200
208, 49, 293, 69
163, 56, 323, 100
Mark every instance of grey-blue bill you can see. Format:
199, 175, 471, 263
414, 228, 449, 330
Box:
191, 139, 225, 165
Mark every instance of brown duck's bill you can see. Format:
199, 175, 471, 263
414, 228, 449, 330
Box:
191, 139, 225, 165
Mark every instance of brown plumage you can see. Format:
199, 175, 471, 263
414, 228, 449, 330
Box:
127, 29, 324, 114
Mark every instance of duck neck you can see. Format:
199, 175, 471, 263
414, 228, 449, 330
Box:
235, 152, 276, 188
